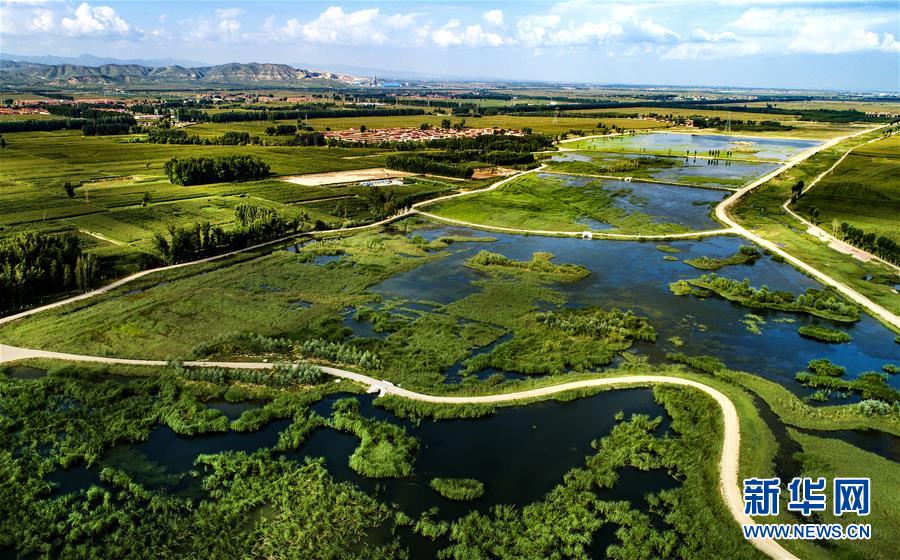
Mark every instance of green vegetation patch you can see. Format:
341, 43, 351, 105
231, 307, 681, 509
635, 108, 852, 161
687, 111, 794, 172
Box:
328, 398, 419, 478
465, 250, 590, 282
795, 359, 899, 403
797, 325, 852, 343
429, 173, 692, 235
655, 244, 682, 253
683, 245, 761, 270
730, 128, 899, 316
794, 134, 900, 248
430, 477, 486, 501
789, 429, 900, 559
683, 273, 860, 322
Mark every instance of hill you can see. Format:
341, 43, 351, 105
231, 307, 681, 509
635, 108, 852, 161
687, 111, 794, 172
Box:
0, 60, 359, 86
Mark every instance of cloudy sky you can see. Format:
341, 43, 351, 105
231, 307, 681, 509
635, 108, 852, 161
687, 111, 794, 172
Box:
2, 1, 898, 90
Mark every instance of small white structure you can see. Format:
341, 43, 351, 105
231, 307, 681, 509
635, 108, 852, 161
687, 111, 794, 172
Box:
360, 178, 404, 187
581, 231, 593, 239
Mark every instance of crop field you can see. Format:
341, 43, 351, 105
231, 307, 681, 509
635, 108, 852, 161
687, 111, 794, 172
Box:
558, 106, 867, 139
0, 129, 402, 255
565, 106, 803, 122
185, 114, 671, 137
732, 129, 900, 317
793, 134, 900, 243
726, 100, 900, 113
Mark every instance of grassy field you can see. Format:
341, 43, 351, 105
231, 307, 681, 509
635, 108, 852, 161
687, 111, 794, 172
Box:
427, 172, 705, 235
726, 100, 900, 114
789, 429, 900, 558
559, 106, 866, 139
731, 129, 900, 320
793, 134, 900, 243
185, 114, 671, 137
0, 129, 472, 270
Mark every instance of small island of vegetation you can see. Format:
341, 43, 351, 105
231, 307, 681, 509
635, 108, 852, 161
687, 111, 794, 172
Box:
683, 245, 760, 270
465, 250, 590, 281
430, 477, 486, 501
680, 274, 860, 322
797, 325, 852, 343
795, 358, 899, 403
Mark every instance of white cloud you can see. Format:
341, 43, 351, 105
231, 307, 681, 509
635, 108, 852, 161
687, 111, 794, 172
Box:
881, 33, 900, 53
513, 4, 677, 47
728, 7, 899, 55
692, 28, 737, 43
61, 2, 129, 35
483, 9, 503, 27
214, 8, 244, 19
433, 20, 505, 47
265, 6, 416, 45
30, 8, 53, 31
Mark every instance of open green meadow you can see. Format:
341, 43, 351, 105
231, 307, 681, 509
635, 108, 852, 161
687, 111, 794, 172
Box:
794, 134, 900, 243
0, 129, 469, 271
426, 172, 714, 235
732, 129, 900, 318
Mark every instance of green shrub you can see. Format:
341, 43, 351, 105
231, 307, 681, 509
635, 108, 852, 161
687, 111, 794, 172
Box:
430, 477, 485, 501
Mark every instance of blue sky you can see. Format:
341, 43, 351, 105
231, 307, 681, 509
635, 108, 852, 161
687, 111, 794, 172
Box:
2, 1, 899, 90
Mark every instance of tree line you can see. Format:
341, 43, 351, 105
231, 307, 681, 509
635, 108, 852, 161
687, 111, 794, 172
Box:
0, 232, 98, 311
838, 222, 900, 265
174, 107, 425, 123
148, 126, 326, 147
0, 114, 135, 134
152, 203, 305, 263
163, 155, 270, 186
148, 128, 252, 145
385, 154, 474, 179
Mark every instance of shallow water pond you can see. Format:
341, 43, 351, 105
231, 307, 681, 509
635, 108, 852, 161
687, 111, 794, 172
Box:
552, 151, 779, 188
373, 224, 899, 392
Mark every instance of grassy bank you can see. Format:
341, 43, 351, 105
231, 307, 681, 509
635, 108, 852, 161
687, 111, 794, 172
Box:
730, 128, 900, 320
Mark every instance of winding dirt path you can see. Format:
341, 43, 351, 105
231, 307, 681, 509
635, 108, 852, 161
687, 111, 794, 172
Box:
780, 134, 900, 274
0, 342, 796, 560
414, 210, 736, 240
715, 125, 900, 330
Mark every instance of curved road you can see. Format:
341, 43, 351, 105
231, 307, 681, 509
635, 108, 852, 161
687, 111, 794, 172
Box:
0, 342, 796, 560
715, 124, 900, 330
781, 134, 900, 275
414, 210, 736, 240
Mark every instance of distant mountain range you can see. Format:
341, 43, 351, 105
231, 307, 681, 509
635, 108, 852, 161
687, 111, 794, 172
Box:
0, 59, 363, 86
1, 53, 210, 69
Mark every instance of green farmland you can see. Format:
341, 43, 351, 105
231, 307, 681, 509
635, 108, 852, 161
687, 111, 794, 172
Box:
0, 129, 463, 272
794, 134, 900, 243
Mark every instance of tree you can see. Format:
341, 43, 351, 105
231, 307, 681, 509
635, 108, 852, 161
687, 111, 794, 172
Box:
791, 179, 804, 200
441, 119, 452, 129
142, 192, 151, 207
419, 122, 432, 130
0, 134, 6, 149
63, 182, 76, 198
359, 125, 367, 133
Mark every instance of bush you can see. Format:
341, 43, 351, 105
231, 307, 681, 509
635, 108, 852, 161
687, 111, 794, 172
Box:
857, 399, 895, 416
797, 325, 852, 343
430, 478, 485, 501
